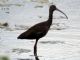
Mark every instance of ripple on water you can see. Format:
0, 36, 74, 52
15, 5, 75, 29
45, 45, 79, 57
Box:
12, 48, 31, 54
18, 58, 33, 60
40, 41, 65, 44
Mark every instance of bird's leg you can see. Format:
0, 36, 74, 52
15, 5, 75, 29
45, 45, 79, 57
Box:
34, 39, 39, 60
34, 39, 38, 56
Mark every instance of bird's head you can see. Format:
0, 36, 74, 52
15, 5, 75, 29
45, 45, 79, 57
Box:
50, 5, 68, 19
50, 5, 56, 11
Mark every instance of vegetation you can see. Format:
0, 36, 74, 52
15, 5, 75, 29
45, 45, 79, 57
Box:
0, 56, 9, 60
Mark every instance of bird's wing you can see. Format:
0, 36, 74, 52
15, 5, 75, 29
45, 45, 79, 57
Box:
18, 21, 49, 39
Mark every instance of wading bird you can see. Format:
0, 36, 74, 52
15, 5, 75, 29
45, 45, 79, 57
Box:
17, 5, 68, 60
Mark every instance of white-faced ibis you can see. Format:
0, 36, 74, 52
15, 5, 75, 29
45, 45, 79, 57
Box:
17, 5, 68, 60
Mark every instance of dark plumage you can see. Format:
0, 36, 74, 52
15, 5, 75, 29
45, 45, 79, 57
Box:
18, 21, 51, 39
18, 5, 54, 40
17, 5, 68, 60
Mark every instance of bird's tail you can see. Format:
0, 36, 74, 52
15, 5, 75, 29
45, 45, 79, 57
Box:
17, 32, 26, 39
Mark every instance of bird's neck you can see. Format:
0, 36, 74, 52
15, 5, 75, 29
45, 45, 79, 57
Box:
47, 10, 53, 25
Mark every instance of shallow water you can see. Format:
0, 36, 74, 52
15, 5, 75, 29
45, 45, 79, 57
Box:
0, 30, 80, 60
0, 0, 80, 60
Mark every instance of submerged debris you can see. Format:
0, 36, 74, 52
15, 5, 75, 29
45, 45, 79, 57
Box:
0, 22, 9, 28
2, 22, 9, 27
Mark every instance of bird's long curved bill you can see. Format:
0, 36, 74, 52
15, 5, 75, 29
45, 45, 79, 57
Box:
56, 8, 68, 19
